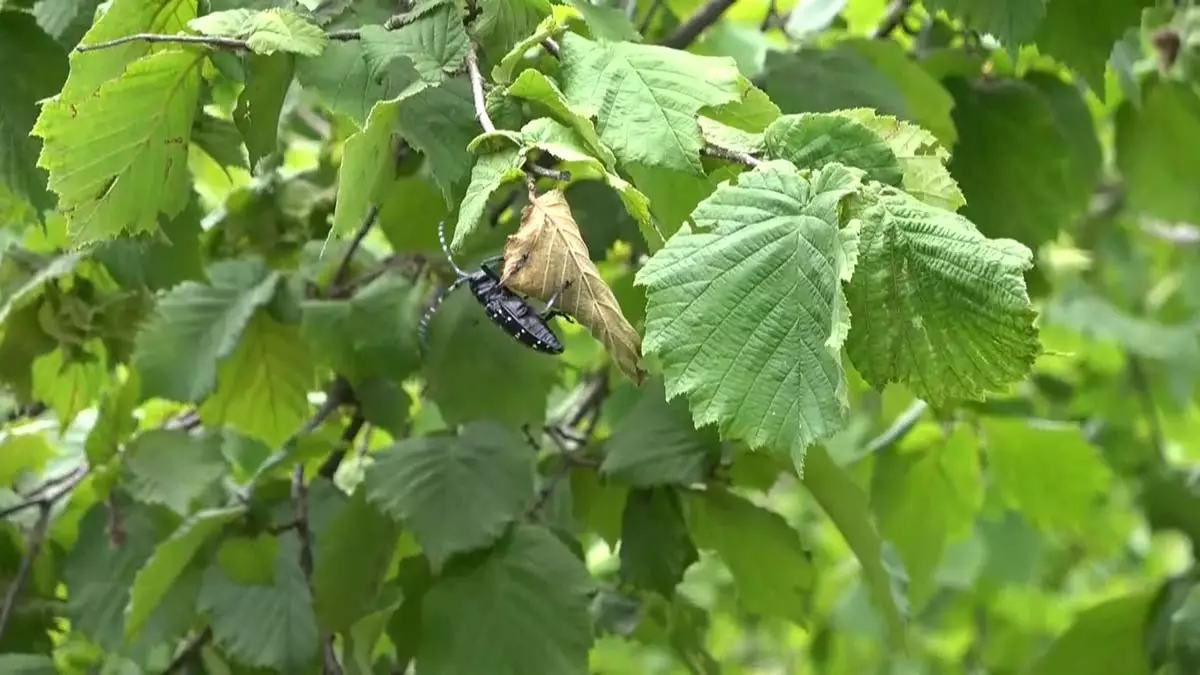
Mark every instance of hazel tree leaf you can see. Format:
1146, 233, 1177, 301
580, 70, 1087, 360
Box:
764, 112, 904, 186
1116, 78, 1200, 226
313, 490, 400, 633
0, 11, 67, 215
450, 147, 527, 251
558, 32, 743, 175
395, 79, 479, 204
31, 343, 106, 429
199, 312, 315, 449
133, 258, 281, 403
123, 429, 227, 515
832, 108, 966, 212
475, 0, 553, 60
924, 0, 1045, 48
685, 488, 815, 624
419, 524, 594, 675
189, 8, 327, 56
296, 39, 424, 127
634, 161, 863, 460
126, 506, 247, 637
235, 53, 293, 168
330, 98, 405, 240
356, 3, 468, 83
33, 49, 203, 243
844, 184, 1040, 406
506, 68, 615, 167
1028, 589, 1158, 675
600, 378, 722, 487
500, 188, 646, 384
619, 488, 699, 597
363, 422, 535, 570
1034, 0, 1150, 92
491, 4, 580, 85
0, 432, 57, 488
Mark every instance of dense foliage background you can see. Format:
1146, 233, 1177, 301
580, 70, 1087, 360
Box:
1, 0, 1199, 673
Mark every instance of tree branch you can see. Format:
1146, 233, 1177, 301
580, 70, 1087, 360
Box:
864, 400, 929, 455
465, 42, 497, 134
330, 205, 380, 290
870, 0, 915, 39
75, 33, 250, 53
701, 144, 763, 169
660, 0, 737, 49
162, 627, 213, 674
317, 412, 367, 479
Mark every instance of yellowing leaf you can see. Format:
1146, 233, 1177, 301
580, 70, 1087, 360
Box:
500, 189, 645, 384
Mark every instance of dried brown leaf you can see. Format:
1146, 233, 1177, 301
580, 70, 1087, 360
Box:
501, 189, 646, 384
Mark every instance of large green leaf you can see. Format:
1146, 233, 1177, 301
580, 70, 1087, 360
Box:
199, 534, 320, 671
301, 274, 423, 384
0, 12, 67, 214
395, 79, 479, 204
188, 8, 327, 56
234, 52, 293, 168
924, 0, 1045, 48
635, 161, 862, 460
133, 258, 281, 403
418, 524, 593, 675
296, 40, 423, 127
450, 147, 527, 251
1028, 589, 1157, 675
505, 68, 614, 167
126, 506, 246, 637
313, 489, 400, 633
844, 183, 1040, 406
558, 32, 743, 175
619, 487, 698, 598
685, 488, 815, 624
764, 112, 904, 186
123, 429, 227, 515
33, 49, 203, 243
1034, 0, 1151, 92
357, 3, 468, 83
364, 422, 535, 570
1116, 78, 1200, 226
600, 378, 722, 487
329, 98, 403, 240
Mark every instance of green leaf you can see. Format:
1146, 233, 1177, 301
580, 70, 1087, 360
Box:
924, 0, 1045, 48
329, 98, 404, 240
33, 48, 203, 243
830, 108, 965, 211
475, 0, 553, 60
133, 258, 281, 403
189, 8, 327, 56
357, 4, 468, 83
619, 488, 698, 597
600, 378, 722, 487
844, 183, 1040, 406
301, 274, 423, 384
364, 421, 535, 570
0, 11, 67, 214
0, 655, 55, 675
296, 40, 424, 126
418, 524, 593, 675
191, 112, 249, 170
123, 429, 227, 515
1043, 289, 1200, 364
685, 488, 814, 624
506, 65, 613, 168
450, 147, 527, 250
635, 161, 862, 460
64, 498, 168, 650
395, 79, 479, 204
1116, 78, 1200, 225
566, 0, 641, 42
313, 489, 401, 633
871, 425, 981, 609
198, 312, 315, 449
1034, 0, 1150, 92
764, 112, 904, 186
1169, 585, 1200, 671
422, 290, 559, 429
558, 32, 743, 175
31, 343, 106, 429
800, 445, 907, 648
93, 197, 206, 292
0, 432, 57, 487
1028, 589, 1156, 675
235, 53, 293, 167
126, 506, 247, 637
984, 419, 1113, 534
199, 534, 320, 671
945, 76, 1088, 246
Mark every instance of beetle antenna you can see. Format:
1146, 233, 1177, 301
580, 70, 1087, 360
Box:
437, 220, 467, 277
418, 276, 467, 356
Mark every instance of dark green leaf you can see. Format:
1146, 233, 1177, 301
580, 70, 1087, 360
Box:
1116, 77, 1200, 225
619, 488, 698, 597
313, 489, 401, 633
235, 52, 294, 168
123, 429, 227, 515
1028, 589, 1156, 675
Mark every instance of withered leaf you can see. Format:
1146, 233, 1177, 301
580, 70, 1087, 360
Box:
501, 189, 646, 384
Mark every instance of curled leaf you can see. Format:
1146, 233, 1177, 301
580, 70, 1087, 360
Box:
500, 189, 646, 384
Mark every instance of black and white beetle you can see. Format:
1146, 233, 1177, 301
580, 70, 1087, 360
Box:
417, 221, 573, 355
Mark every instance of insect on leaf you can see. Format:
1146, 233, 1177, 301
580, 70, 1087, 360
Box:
500, 188, 646, 384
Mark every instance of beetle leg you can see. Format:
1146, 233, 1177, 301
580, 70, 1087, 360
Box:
539, 280, 576, 323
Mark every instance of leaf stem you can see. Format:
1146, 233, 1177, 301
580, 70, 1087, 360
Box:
864, 399, 929, 455
870, 0, 915, 39
701, 144, 763, 168
465, 42, 497, 134
660, 0, 737, 49
75, 33, 251, 53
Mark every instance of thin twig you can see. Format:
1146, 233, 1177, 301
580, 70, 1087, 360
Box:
638, 0, 665, 35
317, 412, 367, 479
870, 0, 915, 39
330, 205, 380, 289
292, 465, 315, 579
660, 0, 737, 49
525, 163, 571, 182
864, 400, 929, 455
161, 627, 213, 674
701, 144, 763, 168
0, 502, 52, 642
75, 33, 250, 52
465, 43, 497, 133
17, 465, 87, 503
0, 467, 89, 520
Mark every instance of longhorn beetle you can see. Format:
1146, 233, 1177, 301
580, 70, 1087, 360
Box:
418, 221, 573, 356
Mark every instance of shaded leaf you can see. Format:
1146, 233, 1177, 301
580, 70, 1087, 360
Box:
364, 421, 535, 570
1116, 78, 1200, 226
313, 489, 401, 633
619, 488, 698, 597
296, 39, 423, 126
1035, 0, 1150, 92
123, 429, 227, 515
500, 188, 645, 383
924, 0, 1045, 48
235, 52, 293, 168
395, 79, 479, 204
